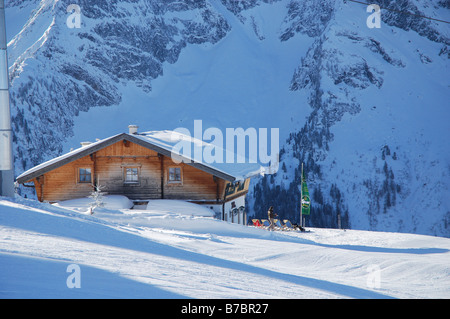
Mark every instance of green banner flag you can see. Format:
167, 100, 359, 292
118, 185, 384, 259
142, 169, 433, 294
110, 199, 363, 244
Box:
301, 175, 310, 216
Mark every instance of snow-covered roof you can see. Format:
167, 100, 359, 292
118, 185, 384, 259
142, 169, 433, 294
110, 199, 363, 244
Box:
134, 130, 263, 181
16, 130, 262, 184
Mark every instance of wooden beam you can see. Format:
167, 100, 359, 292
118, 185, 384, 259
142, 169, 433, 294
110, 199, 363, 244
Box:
91, 152, 97, 186
34, 176, 44, 202
159, 153, 164, 199
213, 176, 219, 202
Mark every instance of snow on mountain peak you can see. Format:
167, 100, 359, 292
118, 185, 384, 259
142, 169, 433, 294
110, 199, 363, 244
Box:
5, 0, 450, 237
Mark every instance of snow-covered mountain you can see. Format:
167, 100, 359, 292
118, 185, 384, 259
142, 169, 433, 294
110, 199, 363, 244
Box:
250, 0, 450, 237
5, 0, 450, 237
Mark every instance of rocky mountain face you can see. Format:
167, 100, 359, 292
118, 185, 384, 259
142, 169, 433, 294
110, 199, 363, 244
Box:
8, 0, 231, 170
6, 0, 450, 236
251, 0, 449, 236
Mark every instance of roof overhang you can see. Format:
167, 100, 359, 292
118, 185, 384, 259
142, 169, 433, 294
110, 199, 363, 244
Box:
16, 132, 251, 184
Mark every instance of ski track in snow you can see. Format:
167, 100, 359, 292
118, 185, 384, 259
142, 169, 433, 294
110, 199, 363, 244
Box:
1, 197, 449, 299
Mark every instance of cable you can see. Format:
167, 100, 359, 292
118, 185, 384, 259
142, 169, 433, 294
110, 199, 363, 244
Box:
345, 0, 450, 24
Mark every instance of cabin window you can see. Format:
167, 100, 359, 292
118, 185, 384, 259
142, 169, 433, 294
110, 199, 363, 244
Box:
124, 167, 139, 184
78, 168, 92, 183
168, 167, 182, 183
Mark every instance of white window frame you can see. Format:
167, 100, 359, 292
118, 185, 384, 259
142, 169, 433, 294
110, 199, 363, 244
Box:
124, 167, 140, 184
167, 166, 182, 184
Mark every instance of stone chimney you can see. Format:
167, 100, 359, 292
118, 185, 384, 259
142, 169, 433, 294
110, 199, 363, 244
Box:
128, 125, 138, 134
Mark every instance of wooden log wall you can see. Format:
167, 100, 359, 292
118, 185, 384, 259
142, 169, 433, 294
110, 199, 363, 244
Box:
36, 140, 228, 202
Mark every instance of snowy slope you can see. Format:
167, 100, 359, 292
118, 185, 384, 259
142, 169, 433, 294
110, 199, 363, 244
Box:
248, 0, 450, 237
1, 196, 449, 299
63, 0, 308, 149
321, 0, 450, 236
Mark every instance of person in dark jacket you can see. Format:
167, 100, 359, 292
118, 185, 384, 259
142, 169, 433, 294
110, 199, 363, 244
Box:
268, 206, 277, 231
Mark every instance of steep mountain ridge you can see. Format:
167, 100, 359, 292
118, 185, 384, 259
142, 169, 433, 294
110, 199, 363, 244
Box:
250, 0, 449, 236
8, 0, 232, 169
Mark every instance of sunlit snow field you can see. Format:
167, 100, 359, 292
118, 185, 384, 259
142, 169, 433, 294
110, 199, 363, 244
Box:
1, 196, 449, 299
